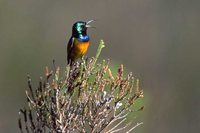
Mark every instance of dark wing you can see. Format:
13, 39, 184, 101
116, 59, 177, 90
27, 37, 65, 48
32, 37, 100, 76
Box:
67, 37, 74, 64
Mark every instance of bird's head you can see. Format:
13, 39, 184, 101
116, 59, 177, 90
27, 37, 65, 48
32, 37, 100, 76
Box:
72, 20, 94, 37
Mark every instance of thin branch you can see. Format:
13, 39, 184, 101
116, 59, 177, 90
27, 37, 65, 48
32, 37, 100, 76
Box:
126, 122, 144, 133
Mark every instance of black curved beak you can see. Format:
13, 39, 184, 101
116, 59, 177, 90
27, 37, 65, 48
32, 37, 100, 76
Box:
86, 20, 95, 28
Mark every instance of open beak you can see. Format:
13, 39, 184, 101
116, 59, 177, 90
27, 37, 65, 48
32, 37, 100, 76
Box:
86, 20, 95, 28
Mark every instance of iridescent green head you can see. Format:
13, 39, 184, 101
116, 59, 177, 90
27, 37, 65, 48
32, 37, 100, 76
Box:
72, 20, 94, 38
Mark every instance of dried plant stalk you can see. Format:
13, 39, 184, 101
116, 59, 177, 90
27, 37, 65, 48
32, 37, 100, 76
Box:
18, 40, 144, 133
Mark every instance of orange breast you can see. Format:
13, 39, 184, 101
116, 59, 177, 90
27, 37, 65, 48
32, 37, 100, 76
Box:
77, 41, 90, 54
73, 39, 90, 59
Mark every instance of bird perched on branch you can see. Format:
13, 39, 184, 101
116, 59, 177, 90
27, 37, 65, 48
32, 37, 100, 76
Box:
67, 20, 94, 65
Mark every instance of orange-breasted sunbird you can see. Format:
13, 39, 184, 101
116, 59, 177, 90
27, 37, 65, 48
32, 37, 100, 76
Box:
67, 20, 94, 65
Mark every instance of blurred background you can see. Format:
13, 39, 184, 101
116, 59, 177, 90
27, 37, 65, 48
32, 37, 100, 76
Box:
0, 0, 200, 132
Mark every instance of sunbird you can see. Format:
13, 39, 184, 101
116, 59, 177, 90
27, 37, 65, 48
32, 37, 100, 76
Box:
67, 20, 94, 65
